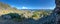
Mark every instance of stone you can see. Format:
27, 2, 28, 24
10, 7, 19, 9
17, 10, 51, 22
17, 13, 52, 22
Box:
54, 0, 60, 24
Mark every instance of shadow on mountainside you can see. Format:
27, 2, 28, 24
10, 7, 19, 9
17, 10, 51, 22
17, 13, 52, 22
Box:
0, 11, 59, 24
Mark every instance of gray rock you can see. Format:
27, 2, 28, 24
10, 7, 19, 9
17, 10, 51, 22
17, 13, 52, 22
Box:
54, 0, 60, 24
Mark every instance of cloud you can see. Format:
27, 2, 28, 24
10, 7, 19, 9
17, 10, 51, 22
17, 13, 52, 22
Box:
22, 6, 28, 9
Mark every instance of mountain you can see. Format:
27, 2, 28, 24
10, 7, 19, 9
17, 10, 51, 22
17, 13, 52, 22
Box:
0, 2, 23, 15
0, 2, 53, 20
0, 2, 56, 24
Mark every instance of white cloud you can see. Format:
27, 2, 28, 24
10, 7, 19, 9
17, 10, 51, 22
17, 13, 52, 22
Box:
22, 6, 28, 9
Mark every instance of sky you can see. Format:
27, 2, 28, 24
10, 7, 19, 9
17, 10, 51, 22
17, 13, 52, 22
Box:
0, 0, 55, 9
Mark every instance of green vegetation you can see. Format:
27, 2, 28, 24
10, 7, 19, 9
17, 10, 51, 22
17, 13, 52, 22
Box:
4, 13, 25, 22
6, 13, 21, 18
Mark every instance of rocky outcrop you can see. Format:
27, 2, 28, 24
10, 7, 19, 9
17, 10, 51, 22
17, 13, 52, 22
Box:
55, 0, 60, 24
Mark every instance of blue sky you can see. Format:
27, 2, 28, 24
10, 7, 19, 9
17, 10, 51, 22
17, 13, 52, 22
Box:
0, 0, 55, 9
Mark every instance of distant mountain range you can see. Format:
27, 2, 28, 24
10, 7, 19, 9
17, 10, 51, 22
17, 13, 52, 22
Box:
19, 9, 53, 11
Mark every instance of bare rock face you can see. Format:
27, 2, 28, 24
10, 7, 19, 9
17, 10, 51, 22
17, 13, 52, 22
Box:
54, 0, 60, 24
54, 0, 60, 14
